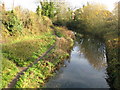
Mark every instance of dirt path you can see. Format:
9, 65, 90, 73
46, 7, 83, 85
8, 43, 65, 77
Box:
7, 43, 55, 88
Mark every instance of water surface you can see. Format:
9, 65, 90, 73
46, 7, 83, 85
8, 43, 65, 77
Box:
46, 37, 109, 88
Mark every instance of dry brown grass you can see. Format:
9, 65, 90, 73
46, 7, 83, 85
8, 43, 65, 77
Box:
54, 27, 74, 58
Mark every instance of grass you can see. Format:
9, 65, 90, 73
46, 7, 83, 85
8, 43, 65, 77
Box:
1, 19, 75, 88
1, 28, 56, 88
4, 30, 53, 45
1, 57, 19, 88
2, 31, 55, 67
14, 26, 75, 88
1, 8, 75, 88
15, 48, 70, 88
15, 50, 55, 88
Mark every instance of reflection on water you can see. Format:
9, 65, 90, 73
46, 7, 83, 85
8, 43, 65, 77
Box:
78, 37, 107, 70
45, 36, 109, 88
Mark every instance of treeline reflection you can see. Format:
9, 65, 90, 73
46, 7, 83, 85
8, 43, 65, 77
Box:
77, 36, 107, 70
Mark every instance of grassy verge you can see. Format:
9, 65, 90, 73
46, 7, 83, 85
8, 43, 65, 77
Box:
15, 50, 55, 88
15, 26, 75, 88
1, 28, 56, 88
1, 8, 58, 88
1, 57, 19, 88
2, 30, 55, 67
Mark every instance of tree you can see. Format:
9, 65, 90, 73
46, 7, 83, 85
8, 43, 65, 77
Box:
36, 5, 41, 16
39, 0, 56, 18
71, 3, 113, 36
52, 1, 73, 26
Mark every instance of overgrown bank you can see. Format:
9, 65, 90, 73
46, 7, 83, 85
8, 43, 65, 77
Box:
106, 38, 120, 89
15, 26, 74, 88
1, 1, 119, 88
1, 6, 75, 88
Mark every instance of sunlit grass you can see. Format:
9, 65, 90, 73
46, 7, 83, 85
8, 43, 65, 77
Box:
2, 32, 55, 67
14, 26, 75, 88
1, 57, 19, 88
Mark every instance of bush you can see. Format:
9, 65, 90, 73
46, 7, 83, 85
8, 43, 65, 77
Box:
2, 11, 23, 35
66, 19, 87, 34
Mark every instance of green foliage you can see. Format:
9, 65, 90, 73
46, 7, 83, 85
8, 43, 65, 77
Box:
68, 3, 119, 89
66, 19, 87, 34
66, 3, 118, 40
14, 26, 74, 88
53, 2, 73, 26
40, 1, 56, 18
36, 5, 41, 16
106, 37, 120, 89
1, 2, 75, 88
2, 32, 55, 67
54, 28, 64, 37
15, 60, 55, 88
15, 35, 73, 88
2, 11, 23, 35
1, 57, 19, 88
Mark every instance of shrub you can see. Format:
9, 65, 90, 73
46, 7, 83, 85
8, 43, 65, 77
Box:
2, 11, 23, 35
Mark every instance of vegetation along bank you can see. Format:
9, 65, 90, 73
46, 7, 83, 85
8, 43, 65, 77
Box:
51, 1, 120, 89
1, 4, 75, 88
1, 0, 120, 89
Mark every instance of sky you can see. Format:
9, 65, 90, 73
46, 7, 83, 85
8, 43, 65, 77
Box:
67, 0, 119, 11
1, 0, 119, 12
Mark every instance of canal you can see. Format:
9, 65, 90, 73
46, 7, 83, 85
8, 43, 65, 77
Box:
45, 36, 110, 88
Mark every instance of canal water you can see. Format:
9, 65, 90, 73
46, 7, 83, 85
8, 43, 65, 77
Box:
45, 36, 110, 88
